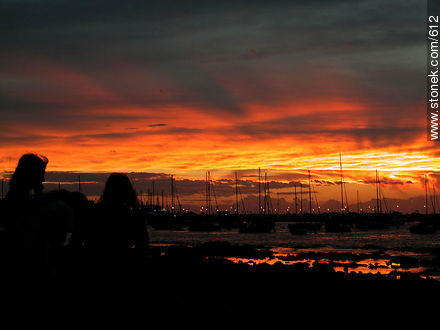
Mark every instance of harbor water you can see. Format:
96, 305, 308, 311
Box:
148, 221, 440, 280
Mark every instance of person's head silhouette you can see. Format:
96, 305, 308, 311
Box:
7, 153, 48, 199
102, 173, 137, 208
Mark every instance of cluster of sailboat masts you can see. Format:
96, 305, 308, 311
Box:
138, 175, 183, 213
200, 152, 392, 216
202, 152, 438, 215
202, 171, 380, 216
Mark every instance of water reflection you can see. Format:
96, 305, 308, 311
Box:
148, 222, 440, 280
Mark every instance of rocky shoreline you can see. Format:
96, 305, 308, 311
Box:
4, 242, 440, 329
141, 243, 440, 329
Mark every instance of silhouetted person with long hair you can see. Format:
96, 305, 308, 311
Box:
87, 173, 147, 258
0, 153, 68, 327
2, 153, 48, 258
84, 173, 148, 329
1, 154, 47, 249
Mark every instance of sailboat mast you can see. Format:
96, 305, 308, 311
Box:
171, 175, 175, 214
344, 182, 350, 213
312, 182, 320, 214
211, 179, 219, 212
208, 172, 212, 215
258, 168, 261, 214
425, 174, 428, 215
308, 170, 312, 214
235, 172, 239, 215
265, 172, 268, 215
152, 181, 155, 205
263, 173, 266, 214
205, 172, 208, 214
375, 170, 379, 213
294, 183, 298, 215
277, 192, 280, 214
339, 152, 344, 212
357, 189, 360, 213
378, 170, 382, 213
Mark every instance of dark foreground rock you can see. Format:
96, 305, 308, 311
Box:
138, 253, 440, 330
3, 245, 440, 330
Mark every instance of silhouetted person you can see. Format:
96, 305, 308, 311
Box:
2, 154, 48, 239
84, 173, 148, 329
1, 155, 83, 330
2, 153, 48, 266
0, 154, 63, 326
86, 173, 148, 260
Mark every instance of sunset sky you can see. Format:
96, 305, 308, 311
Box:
1, 1, 438, 211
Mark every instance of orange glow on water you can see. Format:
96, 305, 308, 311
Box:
224, 254, 426, 277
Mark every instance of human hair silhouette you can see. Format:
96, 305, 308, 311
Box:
7, 153, 48, 200
101, 172, 137, 208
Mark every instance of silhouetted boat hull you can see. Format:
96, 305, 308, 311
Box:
288, 222, 322, 235
239, 218, 275, 233
188, 223, 221, 232
151, 222, 185, 231
409, 223, 437, 234
325, 222, 351, 233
